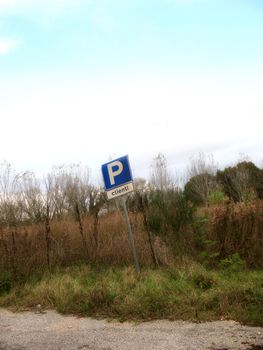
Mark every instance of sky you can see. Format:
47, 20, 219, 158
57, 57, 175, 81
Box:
0, 0, 263, 182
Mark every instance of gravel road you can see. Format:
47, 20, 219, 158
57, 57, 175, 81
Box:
0, 308, 262, 350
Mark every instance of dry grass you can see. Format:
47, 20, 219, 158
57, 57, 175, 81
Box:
0, 201, 263, 278
206, 201, 263, 267
0, 212, 167, 277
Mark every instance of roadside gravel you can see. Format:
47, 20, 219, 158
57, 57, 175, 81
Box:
0, 308, 262, 350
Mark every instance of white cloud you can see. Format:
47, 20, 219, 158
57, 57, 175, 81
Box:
0, 38, 18, 54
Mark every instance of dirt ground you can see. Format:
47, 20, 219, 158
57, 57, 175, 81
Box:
0, 308, 262, 350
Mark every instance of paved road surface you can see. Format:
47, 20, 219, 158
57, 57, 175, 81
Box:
0, 308, 262, 350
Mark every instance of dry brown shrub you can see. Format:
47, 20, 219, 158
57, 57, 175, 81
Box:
1, 200, 262, 276
0, 211, 162, 277
206, 201, 263, 267
93, 212, 153, 266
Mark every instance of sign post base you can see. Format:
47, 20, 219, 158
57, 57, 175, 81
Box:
121, 197, 140, 273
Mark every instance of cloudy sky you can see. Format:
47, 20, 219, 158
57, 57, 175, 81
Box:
0, 0, 262, 181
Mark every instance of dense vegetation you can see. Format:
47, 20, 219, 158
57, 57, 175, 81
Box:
0, 154, 262, 325
1, 265, 262, 326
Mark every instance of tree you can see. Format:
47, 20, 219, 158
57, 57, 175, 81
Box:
133, 177, 147, 192
0, 161, 22, 226
217, 161, 263, 202
184, 152, 218, 207
184, 173, 217, 206
17, 171, 45, 223
46, 164, 104, 259
47, 164, 95, 218
0, 161, 22, 277
150, 153, 173, 191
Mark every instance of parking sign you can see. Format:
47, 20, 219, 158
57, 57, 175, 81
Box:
101, 155, 134, 199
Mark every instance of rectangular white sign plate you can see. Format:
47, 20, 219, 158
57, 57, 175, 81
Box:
106, 182, 134, 200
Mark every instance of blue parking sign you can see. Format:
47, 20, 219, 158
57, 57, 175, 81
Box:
101, 155, 134, 199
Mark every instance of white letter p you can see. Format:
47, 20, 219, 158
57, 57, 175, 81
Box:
108, 161, 123, 185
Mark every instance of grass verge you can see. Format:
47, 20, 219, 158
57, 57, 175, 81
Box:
0, 262, 262, 326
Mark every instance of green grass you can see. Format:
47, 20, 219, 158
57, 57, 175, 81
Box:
0, 262, 262, 326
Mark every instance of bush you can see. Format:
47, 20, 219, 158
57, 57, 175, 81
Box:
0, 271, 13, 295
207, 202, 263, 268
192, 215, 219, 266
208, 190, 226, 206
147, 189, 195, 236
219, 253, 246, 272
193, 273, 215, 290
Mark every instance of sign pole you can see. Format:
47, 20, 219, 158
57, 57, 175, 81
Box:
101, 155, 139, 272
121, 196, 140, 273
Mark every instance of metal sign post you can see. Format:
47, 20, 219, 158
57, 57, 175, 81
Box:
101, 155, 140, 272
121, 196, 140, 273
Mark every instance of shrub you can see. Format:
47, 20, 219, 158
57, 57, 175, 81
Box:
0, 271, 13, 295
207, 202, 263, 267
219, 253, 246, 272
192, 273, 215, 290
192, 215, 219, 266
208, 190, 226, 206
147, 189, 195, 236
